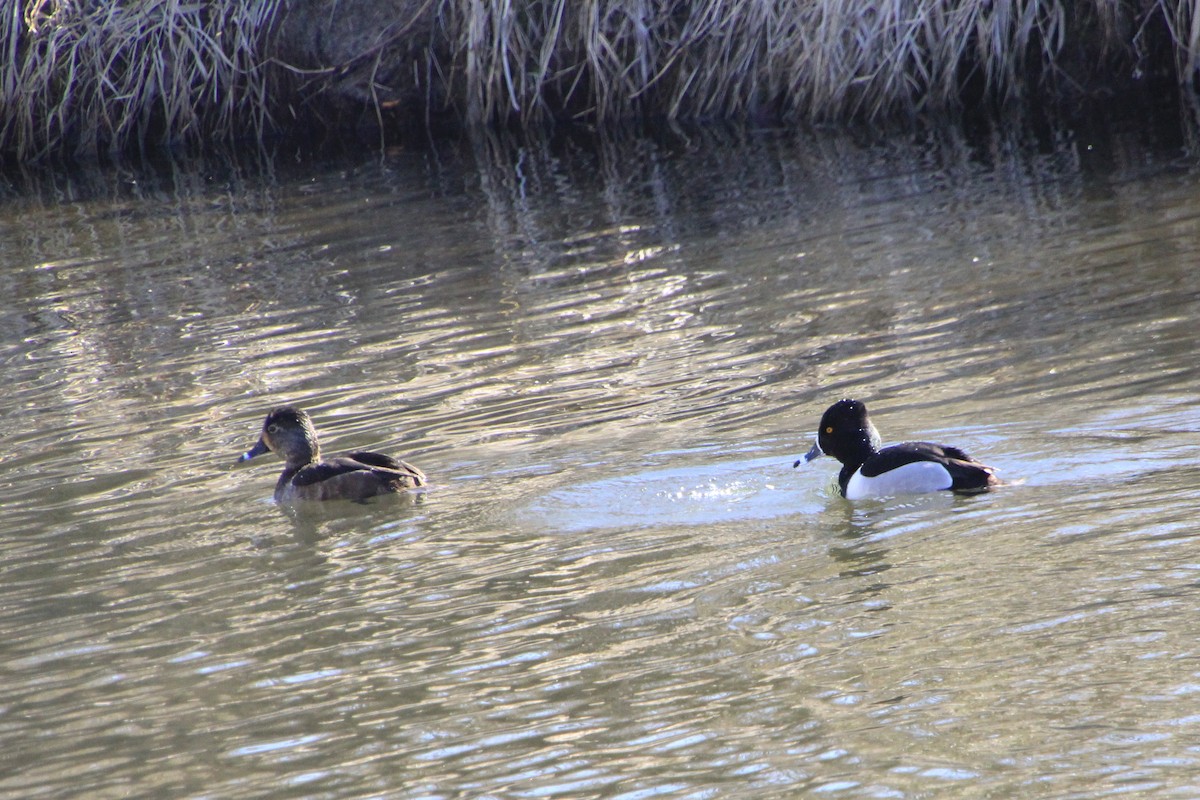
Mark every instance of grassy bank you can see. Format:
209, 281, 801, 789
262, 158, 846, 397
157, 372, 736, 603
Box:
3, 0, 282, 160
3, 0, 1196, 159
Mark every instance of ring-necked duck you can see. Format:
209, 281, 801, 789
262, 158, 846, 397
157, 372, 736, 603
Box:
796, 399, 999, 499
239, 406, 426, 502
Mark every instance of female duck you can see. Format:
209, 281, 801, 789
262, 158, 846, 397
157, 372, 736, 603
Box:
797, 399, 998, 499
239, 406, 426, 502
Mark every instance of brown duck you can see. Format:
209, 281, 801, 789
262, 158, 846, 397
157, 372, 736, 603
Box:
239, 406, 426, 501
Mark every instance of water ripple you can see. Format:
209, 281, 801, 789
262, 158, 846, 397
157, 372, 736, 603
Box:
4, 122, 1200, 798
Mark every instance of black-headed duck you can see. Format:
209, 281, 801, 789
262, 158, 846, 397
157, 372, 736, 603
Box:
239, 406, 426, 502
797, 399, 999, 499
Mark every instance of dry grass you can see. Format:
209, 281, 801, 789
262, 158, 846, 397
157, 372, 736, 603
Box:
2, 0, 280, 159
435, 0, 1184, 124
3, 0, 1199, 159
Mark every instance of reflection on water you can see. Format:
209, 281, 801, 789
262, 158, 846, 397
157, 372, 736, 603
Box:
4, 116, 1200, 797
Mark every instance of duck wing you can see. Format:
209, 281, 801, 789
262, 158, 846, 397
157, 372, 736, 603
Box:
290, 454, 425, 491
857, 442, 950, 476
289, 458, 377, 487
343, 451, 427, 486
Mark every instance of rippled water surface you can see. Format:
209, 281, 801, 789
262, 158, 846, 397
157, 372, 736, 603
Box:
4, 119, 1200, 798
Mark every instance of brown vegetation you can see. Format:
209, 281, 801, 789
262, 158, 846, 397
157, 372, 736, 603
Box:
3, 0, 282, 159
2, 0, 1196, 160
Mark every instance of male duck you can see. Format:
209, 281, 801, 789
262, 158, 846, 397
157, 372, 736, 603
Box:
797, 399, 998, 499
239, 406, 426, 502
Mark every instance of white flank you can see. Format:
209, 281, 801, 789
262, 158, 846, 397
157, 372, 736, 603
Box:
844, 461, 952, 500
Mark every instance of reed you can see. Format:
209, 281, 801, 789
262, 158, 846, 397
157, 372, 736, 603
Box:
2, 0, 280, 159
3, 0, 1197, 160
436, 0, 1173, 123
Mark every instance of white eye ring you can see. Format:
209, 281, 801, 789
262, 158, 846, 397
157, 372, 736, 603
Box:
267, 424, 279, 434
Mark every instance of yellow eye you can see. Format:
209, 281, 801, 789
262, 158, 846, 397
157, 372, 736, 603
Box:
825, 426, 833, 433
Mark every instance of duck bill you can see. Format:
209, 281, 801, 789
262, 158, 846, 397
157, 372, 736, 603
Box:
794, 441, 823, 468
239, 437, 270, 463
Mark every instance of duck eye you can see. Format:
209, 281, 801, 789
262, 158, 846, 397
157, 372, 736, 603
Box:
267, 424, 279, 434
825, 426, 833, 433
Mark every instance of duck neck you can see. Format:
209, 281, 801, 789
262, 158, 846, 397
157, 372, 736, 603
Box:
283, 443, 319, 469
835, 431, 877, 497
838, 427, 879, 471
282, 427, 321, 469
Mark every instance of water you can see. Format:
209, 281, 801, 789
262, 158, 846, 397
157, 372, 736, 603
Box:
3, 118, 1200, 798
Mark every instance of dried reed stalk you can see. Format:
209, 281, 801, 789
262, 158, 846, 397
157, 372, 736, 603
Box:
3, 0, 1198, 160
436, 0, 1200, 124
2, 0, 281, 159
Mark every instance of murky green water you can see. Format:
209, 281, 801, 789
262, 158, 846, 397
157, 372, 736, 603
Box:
4, 118, 1200, 798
